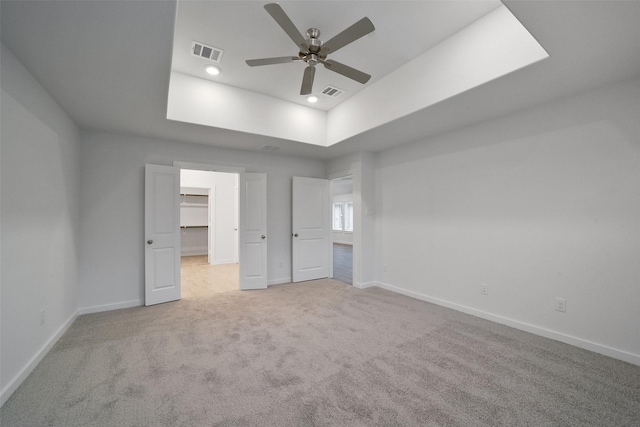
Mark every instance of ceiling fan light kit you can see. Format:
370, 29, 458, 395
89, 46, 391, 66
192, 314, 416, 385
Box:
246, 3, 375, 96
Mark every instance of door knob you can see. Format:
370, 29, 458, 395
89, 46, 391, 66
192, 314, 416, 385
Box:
261, 235, 266, 239
147, 240, 153, 244
293, 233, 299, 237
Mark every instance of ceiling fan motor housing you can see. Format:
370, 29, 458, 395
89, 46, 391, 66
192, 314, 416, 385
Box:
304, 27, 324, 66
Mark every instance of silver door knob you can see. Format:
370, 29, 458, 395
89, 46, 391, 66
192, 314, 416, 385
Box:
147, 240, 153, 244
261, 235, 266, 239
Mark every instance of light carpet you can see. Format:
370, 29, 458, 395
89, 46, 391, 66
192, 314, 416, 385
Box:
181, 256, 238, 298
1, 279, 639, 426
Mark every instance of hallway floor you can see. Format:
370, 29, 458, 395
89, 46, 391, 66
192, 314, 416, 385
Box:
181, 256, 238, 298
333, 243, 353, 285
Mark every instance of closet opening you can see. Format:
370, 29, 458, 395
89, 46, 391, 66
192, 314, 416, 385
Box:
331, 175, 354, 285
180, 169, 239, 298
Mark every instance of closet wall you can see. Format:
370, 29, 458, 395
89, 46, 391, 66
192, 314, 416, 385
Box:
180, 169, 238, 264
179, 187, 209, 256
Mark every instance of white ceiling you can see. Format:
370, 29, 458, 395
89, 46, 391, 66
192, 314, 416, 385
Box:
171, 1, 501, 110
1, 1, 640, 161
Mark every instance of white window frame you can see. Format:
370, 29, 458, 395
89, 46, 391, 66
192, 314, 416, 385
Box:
333, 202, 344, 231
332, 201, 353, 233
344, 202, 353, 232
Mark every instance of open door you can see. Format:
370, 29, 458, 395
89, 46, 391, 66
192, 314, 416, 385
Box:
239, 173, 268, 290
292, 177, 331, 282
145, 164, 181, 306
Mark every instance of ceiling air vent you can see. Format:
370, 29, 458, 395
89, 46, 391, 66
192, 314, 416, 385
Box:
321, 86, 344, 98
260, 145, 282, 153
191, 41, 223, 63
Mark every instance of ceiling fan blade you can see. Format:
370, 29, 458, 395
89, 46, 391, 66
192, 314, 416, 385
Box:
321, 60, 371, 84
246, 56, 300, 67
300, 66, 315, 95
264, 3, 308, 51
321, 17, 375, 55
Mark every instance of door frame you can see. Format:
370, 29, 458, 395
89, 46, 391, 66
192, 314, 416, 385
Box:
174, 161, 246, 290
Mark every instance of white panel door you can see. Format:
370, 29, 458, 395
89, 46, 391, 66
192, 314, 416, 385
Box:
292, 177, 331, 282
145, 164, 181, 306
239, 173, 267, 290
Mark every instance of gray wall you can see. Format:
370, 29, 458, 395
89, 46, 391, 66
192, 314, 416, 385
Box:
374, 76, 640, 362
1, 44, 81, 402
78, 132, 325, 311
2, 38, 639, 408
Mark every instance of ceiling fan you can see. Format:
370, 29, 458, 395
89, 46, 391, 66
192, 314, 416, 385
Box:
246, 3, 375, 96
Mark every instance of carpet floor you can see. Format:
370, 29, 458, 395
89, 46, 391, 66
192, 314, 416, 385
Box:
1, 279, 639, 426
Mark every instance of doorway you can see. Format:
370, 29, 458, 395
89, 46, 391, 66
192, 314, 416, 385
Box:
330, 176, 354, 285
180, 169, 239, 297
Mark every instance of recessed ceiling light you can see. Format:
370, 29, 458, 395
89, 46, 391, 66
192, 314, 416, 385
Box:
307, 95, 318, 103
204, 65, 221, 76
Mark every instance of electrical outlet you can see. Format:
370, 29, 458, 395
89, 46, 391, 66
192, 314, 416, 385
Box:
383, 263, 388, 272
481, 284, 488, 295
39, 310, 45, 326
278, 261, 284, 269
555, 297, 567, 312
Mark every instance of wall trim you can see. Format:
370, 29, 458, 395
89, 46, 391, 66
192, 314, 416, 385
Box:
1, 310, 79, 407
211, 259, 237, 265
78, 299, 142, 315
173, 161, 246, 174
375, 281, 640, 367
332, 239, 353, 245
354, 281, 376, 289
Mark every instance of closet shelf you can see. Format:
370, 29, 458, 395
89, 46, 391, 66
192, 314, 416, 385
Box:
180, 203, 207, 207
180, 225, 208, 229
180, 193, 208, 197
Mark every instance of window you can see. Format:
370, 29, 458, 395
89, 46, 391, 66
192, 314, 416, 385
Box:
333, 201, 353, 232
345, 202, 353, 232
333, 203, 343, 231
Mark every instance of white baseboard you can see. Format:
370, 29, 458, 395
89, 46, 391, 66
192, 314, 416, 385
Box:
1, 310, 79, 407
333, 240, 353, 246
211, 259, 237, 265
268, 277, 292, 286
78, 299, 141, 315
375, 281, 640, 367
354, 281, 376, 289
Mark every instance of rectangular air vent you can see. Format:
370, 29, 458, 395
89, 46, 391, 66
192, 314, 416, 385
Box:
260, 145, 282, 153
321, 85, 344, 98
191, 41, 223, 63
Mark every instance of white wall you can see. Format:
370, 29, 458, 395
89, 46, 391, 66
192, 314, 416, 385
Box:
168, 72, 327, 146
1, 44, 81, 404
78, 132, 325, 311
327, 5, 548, 145
374, 76, 640, 364
326, 152, 376, 288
